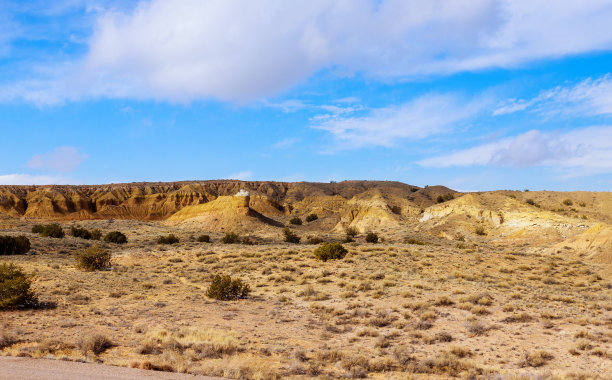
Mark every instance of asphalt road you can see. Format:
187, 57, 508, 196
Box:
0, 356, 222, 380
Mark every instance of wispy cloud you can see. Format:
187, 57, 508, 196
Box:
419, 126, 612, 177
4, 1, 612, 104
0, 173, 77, 185
493, 74, 612, 117
27, 146, 87, 172
313, 93, 484, 150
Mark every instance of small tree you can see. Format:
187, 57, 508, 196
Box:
365, 232, 379, 243
305, 214, 318, 222
206, 274, 250, 300
289, 217, 303, 225
74, 245, 112, 271
104, 231, 127, 244
314, 243, 348, 262
221, 232, 240, 244
0, 263, 38, 309
283, 227, 300, 244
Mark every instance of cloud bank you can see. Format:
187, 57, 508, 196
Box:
5, 0, 612, 103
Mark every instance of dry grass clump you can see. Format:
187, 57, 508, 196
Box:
0, 329, 17, 349
141, 327, 241, 359
520, 350, 554, 367
79, 333, 113, 355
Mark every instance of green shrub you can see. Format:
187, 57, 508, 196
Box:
0, 263, 38, 309
365, 232, 379, 243
314, 243, 348, 262
221, 232, 240, 244
305, 214, 318, 222
40, 223, 65, 238
283, 228, 300, 244
31, 224, 44, 234
104, 231, 127, 244
346, 227, 358, 237
71, 226, 92, 240
197, 234, 211, 243
206, 274, 250, 300
157, 234, 179, 244
0, 235, 30, 255
74, 245, 111, 271
289, 217, 303, 225
91, 229, 102, 240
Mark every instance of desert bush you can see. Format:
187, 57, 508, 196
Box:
365, 232, 379, 243
71, 226, 92, 240
474, 226, 486, 236
0, 235, 30, 255
206, 274, 250, 300
436, 193, 454, 203
314, 242, 348, 262
289, 217, 303, 225
37, 223, 64, 238
104, 231, 127, 244
345, 227, 358, 237
563, 199, 573, 206
31, 224, 44, 233
197, 234, 210, 243
305, 213, 318, 222
221, 232, 240, 244
526, 199, 535, 205
79, 333, 113, 355
307, 236, 324, 244
283, 228, 301, 244
90, 229, 102, 240
157, 234, 179, 244
0, 263, 38, 309
74, 245, 111, 271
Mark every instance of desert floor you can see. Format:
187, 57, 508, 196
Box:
1, 219, 611, 379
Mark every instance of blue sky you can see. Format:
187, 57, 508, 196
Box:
2, 0, 612, 191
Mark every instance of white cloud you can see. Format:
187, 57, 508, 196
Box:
419, 126, 612, 176
27, 146, 87, 172
313, 94, 483, 149
494, 75, 612, 117
0, 173, 76, 185
5, 0, 612, 103
226, 171, 253, 181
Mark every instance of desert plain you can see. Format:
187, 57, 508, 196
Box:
0, 180, 611, 379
